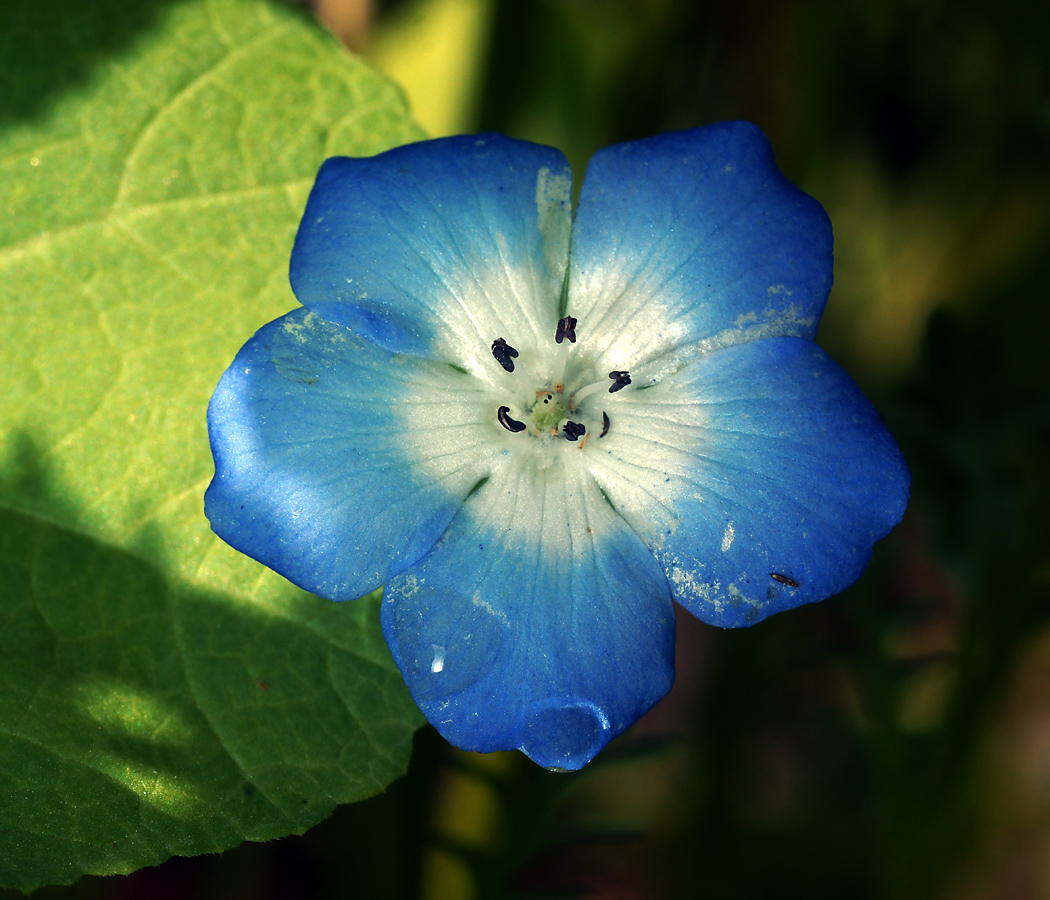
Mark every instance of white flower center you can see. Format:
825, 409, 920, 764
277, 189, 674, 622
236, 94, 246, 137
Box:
488, 316, 629, 455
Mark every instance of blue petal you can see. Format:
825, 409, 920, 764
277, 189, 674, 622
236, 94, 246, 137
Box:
205, 308, 498, 601
381, 459, 676, 770
290, 134, 573, 365
567, 122, 832, 377
587, 337, 909, 627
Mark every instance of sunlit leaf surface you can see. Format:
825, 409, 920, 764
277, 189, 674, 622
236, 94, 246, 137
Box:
0, 0, 426, 889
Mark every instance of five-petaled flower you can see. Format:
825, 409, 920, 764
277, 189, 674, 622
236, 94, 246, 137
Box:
205, 122, 909, 770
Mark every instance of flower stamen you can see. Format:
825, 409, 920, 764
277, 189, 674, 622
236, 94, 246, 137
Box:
600, 411, 610, 438
497, 406, 527, 433
491, 337, 519, 373
555, 316, 577, 344
550, 317, 578, 388
563, 420, 586, 441
572, 369, 631, 406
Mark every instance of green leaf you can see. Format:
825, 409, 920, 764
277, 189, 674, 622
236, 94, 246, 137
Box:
0, 0, 427, 890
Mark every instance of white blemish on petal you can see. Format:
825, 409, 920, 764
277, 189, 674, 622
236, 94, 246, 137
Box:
668, 565, 697, 596
535, 167, 571, 221
721, 523, 735, 552
430, 645, 445, 673
667, 564, 722, 612
397, 574, 423, 598
281, 316, 308, 341
472, 594, 510, 626
630, 305, 815, 384
535, 166, 572, 280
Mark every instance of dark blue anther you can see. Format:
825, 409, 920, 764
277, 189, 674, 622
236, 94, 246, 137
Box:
600, 411, 610, 438
491, 337, 519, 373
563, 420, 586, 441
497, 406, 527, 433
608, 370, 631, 393
555, 316, 577, 345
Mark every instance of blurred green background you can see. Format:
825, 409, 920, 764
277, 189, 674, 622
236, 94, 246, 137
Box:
8, 0, 1050, 897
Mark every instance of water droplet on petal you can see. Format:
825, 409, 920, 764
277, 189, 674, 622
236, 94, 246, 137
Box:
430, 645, 445, 674
517, 698, 611, 770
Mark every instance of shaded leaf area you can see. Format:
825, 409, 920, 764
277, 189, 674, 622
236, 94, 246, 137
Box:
0, 458, 415, 890
0, 0, 425, 890
0, 0, 183, 128
0, 728, 444, 900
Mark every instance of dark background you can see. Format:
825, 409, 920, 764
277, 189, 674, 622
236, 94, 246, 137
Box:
7, 0, 1050, 896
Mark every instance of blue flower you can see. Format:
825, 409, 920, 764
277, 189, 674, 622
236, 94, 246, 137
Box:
205, 122, 909, 771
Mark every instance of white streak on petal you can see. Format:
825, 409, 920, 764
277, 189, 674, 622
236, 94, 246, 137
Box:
628, 305, 819, 386
410, 165, 571, 378
721, 523, 735, 552
536, 166, 573, 284
392, 354, 502, 494
471, 594, 510, 626
585, 376, 707, 548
